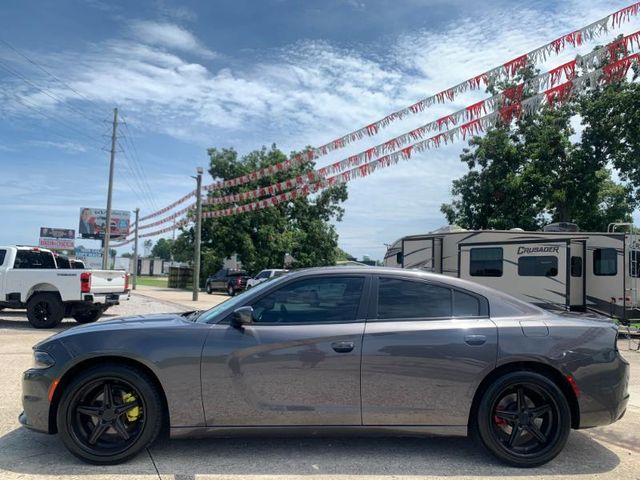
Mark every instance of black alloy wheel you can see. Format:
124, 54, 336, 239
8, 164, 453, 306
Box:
476, 372, 571, 467
57, 364, 163, 464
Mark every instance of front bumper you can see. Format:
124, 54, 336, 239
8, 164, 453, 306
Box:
20, 368, 56, 434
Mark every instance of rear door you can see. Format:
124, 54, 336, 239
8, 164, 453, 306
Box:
361, 275, 497, 426
201, 274, 370, 426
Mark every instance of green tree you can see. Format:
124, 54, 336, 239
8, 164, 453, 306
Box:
442, 85, 636, 231
174, 144, 348, 283
151, 238, 174, 261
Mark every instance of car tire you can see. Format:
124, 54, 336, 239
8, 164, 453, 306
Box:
57, 363, 163, 465
73, 309, 103, 324
26, 293, 64, 329
227, 285, 235, 296
476, 371, 571, 468
206, 283, 213, 295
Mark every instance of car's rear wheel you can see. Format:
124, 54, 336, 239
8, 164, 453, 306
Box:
476, 372, 571, 468
26, 293, 64, 328
206, 283, 213, 294
57, 364, 163, 464
73, 308, 103, 324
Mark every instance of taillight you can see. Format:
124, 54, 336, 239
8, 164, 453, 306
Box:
236, 277, 242, 286
80, 272, 91, 293
124, 273, 129, 291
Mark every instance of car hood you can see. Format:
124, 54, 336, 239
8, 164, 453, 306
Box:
39, 312, 191, 345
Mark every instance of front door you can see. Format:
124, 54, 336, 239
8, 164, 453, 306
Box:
201, 275, 368, 426
361, 275, 497, 426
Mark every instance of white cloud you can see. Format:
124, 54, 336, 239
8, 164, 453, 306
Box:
128, 20, 216, 58
30, 140, 87, 153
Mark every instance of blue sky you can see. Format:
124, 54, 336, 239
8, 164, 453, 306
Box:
1, 0, 639, 260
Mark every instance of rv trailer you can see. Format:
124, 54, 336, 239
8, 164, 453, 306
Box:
384, 225, 640, 321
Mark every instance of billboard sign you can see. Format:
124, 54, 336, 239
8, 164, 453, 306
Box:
79, 208, 130, 239
39, 227, 75, 250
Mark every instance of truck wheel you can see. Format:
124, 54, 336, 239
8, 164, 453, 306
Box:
27, 293, 64, 329
73, 309, 103, 324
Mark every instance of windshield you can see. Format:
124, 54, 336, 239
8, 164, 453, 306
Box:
196, 277, 279, 323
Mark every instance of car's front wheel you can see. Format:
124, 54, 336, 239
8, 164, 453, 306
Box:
206, 283, 213, 294
57, 364, 163, 464
476, 371, 571, 468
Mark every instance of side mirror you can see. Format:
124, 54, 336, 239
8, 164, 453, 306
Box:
231, 306, 254, 328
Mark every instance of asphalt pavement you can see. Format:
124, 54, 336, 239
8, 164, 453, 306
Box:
0, 293, 639, 480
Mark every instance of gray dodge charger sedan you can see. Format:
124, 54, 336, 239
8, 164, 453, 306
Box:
20, 267, 629, 467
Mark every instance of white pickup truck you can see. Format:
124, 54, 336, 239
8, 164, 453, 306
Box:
0, 246, 129, 328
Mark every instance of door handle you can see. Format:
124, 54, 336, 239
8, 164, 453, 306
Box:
464, 334, 487, 346
331, 341, 355, 353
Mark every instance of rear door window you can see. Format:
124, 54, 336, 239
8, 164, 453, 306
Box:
14, 250, 56, 269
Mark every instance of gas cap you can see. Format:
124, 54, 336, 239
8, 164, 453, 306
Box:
520, 320, 549, 337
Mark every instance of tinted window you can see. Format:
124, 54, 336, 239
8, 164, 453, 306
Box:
14, 250, 56, 269
518, 256, 558, 277
594, 248, 617, 276
571, 256, 583, 277
0, 249, 5, 267
377, 278, 451, 319
630, 251, 639, 278
470, 248, 503, 277
453, 290, 481, 317
251, 276, 364, 324
56, 256, 71, 269
256, 271, 270, 279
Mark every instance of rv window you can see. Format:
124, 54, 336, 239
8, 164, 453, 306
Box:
594, 248, 617, 276
396, 252, 403, 265
631, 251, 639, 278
518, 256, 558, 277
377, 278, 451, 319
453, 290, 481, 317
570, 256, 583, 277
469, 248, 503, 277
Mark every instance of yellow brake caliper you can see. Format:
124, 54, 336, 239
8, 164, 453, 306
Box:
122, 392, 141, 422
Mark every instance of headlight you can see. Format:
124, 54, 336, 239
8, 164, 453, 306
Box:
31, 350, 55, 369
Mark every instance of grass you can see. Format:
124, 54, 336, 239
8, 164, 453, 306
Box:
135, 276, 169, 288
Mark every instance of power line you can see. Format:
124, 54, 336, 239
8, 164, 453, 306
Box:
0, 58, 104, 126
4, 92, 107, 150
0, 37, 104, 111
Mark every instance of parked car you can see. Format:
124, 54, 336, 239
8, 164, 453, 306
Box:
205, 268, 250, 296
246, 268, 288, 288
20, 267, 629, 466
0, 246, 130, 328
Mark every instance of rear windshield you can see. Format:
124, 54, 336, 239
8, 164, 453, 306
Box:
14, 250, 56, 269
56, 256, 71, 269
228, 271, 248, 276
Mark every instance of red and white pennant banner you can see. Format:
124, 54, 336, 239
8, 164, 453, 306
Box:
139, 190, 195, 222
137, 4, 640, 222
138, 203, 196, 230
202, 36, 637, 208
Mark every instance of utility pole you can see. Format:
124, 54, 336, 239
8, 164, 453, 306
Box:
102, 107, 118, 269
132, 207, 139, 290
192, 167, 203, 301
